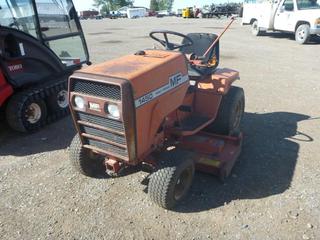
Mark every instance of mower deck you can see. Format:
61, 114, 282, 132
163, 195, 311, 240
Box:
179, 131, 242, 179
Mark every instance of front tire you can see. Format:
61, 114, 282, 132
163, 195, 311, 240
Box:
148, 151, 195, 209
69, 134, 104, 177
6, 92, 47, 132
295, 24, 310, 44
251, 20, 263, 36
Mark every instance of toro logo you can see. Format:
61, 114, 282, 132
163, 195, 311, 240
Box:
8, 62, 23, 73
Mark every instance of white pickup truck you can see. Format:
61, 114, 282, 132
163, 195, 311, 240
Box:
242, 0, 320, 44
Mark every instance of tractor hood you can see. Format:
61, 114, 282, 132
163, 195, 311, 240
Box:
78, 50, 189, 100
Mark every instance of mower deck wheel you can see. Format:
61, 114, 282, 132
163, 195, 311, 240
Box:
206, 86, 245, 135
148, 151, 195, 210
6, 91, 47, 132
69, 134, 105, 177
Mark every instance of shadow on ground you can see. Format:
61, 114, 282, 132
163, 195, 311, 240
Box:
260, 32, 320, 44
176, 111, 311, 213
0, 117, 75, 157
0, 111, 313, 213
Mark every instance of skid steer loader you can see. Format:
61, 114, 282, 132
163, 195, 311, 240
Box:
0, 0, 89, 133
68, 18, 245, 209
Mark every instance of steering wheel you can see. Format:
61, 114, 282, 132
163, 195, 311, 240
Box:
149, 30, 194, 50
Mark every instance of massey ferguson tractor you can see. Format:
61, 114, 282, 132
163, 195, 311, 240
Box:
68, 18, 245, 209
0, 0, 89, 132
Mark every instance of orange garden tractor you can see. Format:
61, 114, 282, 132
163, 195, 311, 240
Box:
0, 0, 89, 132
69, 18, 245, 209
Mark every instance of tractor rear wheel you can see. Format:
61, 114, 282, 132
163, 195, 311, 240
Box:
148, 151, 195, 209
6, 91, 47, 132
206, 86, 245, 136
69, 134, 105, 177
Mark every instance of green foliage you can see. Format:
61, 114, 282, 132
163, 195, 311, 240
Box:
100, 4, 110, 15
150, 0, 159, 11
149, 0, 174, 11
93, 0, 134, 11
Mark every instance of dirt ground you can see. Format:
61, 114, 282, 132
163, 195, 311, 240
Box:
1, 17, 320, 240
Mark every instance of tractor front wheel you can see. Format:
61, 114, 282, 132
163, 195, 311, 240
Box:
6, 91, 47, 132
148, 151, 195, 209
69, 134, 104, 177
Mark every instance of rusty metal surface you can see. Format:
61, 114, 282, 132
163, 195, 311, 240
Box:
180, 132, 243, 178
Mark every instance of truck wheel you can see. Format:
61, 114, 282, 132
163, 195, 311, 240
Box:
6, 92, 47, 132
206, 86, 245, 136
295, 24, 310, 44
148, 151, 195, 209
69, 134, 104, 177
251, 20, 262, 36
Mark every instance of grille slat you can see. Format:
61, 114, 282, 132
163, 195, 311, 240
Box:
77, 112, 124, 132
80, 125, 126, 145
71, 79, 121, 100
85, 139, 128, 157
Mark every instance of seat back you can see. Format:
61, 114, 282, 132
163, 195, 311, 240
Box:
180, 33, 220, 77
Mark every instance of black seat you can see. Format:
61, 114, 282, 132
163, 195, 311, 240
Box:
180, 33, 220, 78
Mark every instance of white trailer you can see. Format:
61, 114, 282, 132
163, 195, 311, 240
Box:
127, 8, 147, 19
242, 0, 320, 44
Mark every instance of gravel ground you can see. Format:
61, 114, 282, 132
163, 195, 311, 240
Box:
1, 17, 320, 240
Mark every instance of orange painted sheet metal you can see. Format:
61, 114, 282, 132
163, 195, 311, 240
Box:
198, 68, 240, 94
135, 78, 189, 158
179, 132, 243, 178
78, 50, 188, 99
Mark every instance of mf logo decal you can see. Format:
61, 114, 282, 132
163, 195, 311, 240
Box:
135, 72, 189, 108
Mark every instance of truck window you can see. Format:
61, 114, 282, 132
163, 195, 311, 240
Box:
283, 0, 294, 11
297, 0, 320, 9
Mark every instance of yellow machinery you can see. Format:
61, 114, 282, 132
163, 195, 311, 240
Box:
182, 7, 194, 18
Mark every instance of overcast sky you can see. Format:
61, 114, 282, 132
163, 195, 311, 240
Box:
73, 0, 227, 11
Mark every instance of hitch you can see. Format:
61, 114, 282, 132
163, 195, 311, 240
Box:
104, 158, 125, 177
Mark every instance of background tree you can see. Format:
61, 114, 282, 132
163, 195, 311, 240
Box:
150, 0, 174, 11
93, 0, 134, 11
150, 0, 159, 11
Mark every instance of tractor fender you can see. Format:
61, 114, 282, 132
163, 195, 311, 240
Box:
0, 69, 13, 106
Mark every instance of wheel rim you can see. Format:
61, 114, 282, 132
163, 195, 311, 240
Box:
57, 90, 69, 108
25, 103, 42, 124
298, 28, 306, 40
174, 166, 193, 201
252, 22, 258, 34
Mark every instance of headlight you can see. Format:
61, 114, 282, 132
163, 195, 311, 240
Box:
107, 103, 120, 119
74, 96, 85, 109
316, 18, 320, 25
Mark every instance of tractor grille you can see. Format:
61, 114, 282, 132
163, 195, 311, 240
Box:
71, 78, 135, 161
76, 112, 128, 159
80, 125, 126, 146
71, 79, 121, 100
77, 112, 124, 132
86, 139, 128, 157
